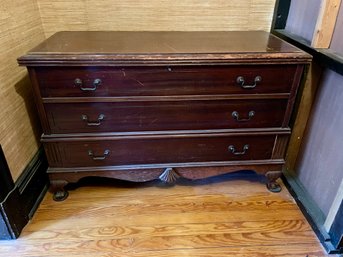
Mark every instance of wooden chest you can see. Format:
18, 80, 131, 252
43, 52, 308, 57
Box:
18, 31, 311, 201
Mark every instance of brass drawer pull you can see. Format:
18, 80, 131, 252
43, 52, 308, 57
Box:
232, 110, 255, 122
228, 144, 249, 155
74, 78, 102, 91
88, 149, 110, 160
81, 114, 105, 126
236, 76, 262, 89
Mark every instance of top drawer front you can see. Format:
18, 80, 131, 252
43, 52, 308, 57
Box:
36, 65, 297, 97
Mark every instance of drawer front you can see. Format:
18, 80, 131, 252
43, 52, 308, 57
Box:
44, 135, 276, 167
45, 99, 288, 134
36, 65, 297, 97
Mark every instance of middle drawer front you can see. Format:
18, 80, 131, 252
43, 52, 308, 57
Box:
44, 134, 276, 167
45, 99, 288, 134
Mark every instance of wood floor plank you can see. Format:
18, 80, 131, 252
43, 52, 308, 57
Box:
21, 219, 311, 240
0, 231, 322, 254
0, 242, 327, 257
0, 176, 328, 257
25, 208, 306, 231
33, 195, 298, 222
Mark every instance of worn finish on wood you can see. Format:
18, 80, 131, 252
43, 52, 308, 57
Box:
18, 31, 311, 199
17, 31, 311, 66
34, 65, 299, 96
312, 0, 342, 48
0, 178, 328, 256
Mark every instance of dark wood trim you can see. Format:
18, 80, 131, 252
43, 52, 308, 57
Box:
282, 65, 305, 127
272, 0, 291, 30
48, 159, 285, 173
42, 93, 290, 103
282, 170, 342, 254
0, 187, 27, 239
28, 68, 51, 134
272, 29, 343, 76
317, 48, 343, 76
0, 145, 26, 239
0, 146, 48, 239
40, 128, 291, 142
15, 147, 49, 219
19, 59, 312, 66
329, 200, 343, 251
0, 146, 14, 201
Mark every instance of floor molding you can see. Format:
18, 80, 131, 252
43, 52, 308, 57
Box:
0, 146, 48, 239
282, 170, 342, 254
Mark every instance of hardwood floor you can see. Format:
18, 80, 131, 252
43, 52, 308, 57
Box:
0, 172, 328, 257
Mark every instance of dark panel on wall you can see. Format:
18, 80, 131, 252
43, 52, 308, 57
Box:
273, 0, 291, 29
0, 146, 14, 201
0, 145, 26, 239
0, 145, 48, 239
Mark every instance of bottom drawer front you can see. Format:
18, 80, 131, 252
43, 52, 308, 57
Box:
45, 135, 276, 167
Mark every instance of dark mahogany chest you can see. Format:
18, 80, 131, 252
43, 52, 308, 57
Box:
18, 31, 311, 201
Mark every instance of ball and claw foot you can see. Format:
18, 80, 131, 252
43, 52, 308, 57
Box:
266, 181, 282, 193
265, 171, 282, 193
53, 190, 69, 201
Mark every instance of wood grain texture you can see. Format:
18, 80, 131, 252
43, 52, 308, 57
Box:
33, 65, 299, 97
0, 0, 45, 180
44, 99, 288, 134
311, 0, 342, 47
284, 63, 322, 173
18, 32, 311, 66
36, 0, 277, 38
0, 177, 328, 256
43, 135, 276, 167
19, 31, 308, 197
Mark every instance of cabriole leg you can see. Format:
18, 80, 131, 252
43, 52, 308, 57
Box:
265, 171, 282, 193
50, 180, 69, 201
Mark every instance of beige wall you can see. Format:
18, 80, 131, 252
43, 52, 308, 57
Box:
0, 0, 45, 180
1, 0, 276, 181
36, 0, 276, 38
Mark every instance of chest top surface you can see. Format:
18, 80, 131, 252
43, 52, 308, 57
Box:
18, 31, 311, 65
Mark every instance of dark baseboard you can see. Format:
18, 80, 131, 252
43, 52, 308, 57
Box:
282, 170, 342, 254
0, 146, 48, 239
15, 148, 49, 219
330, 200, 343, 251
